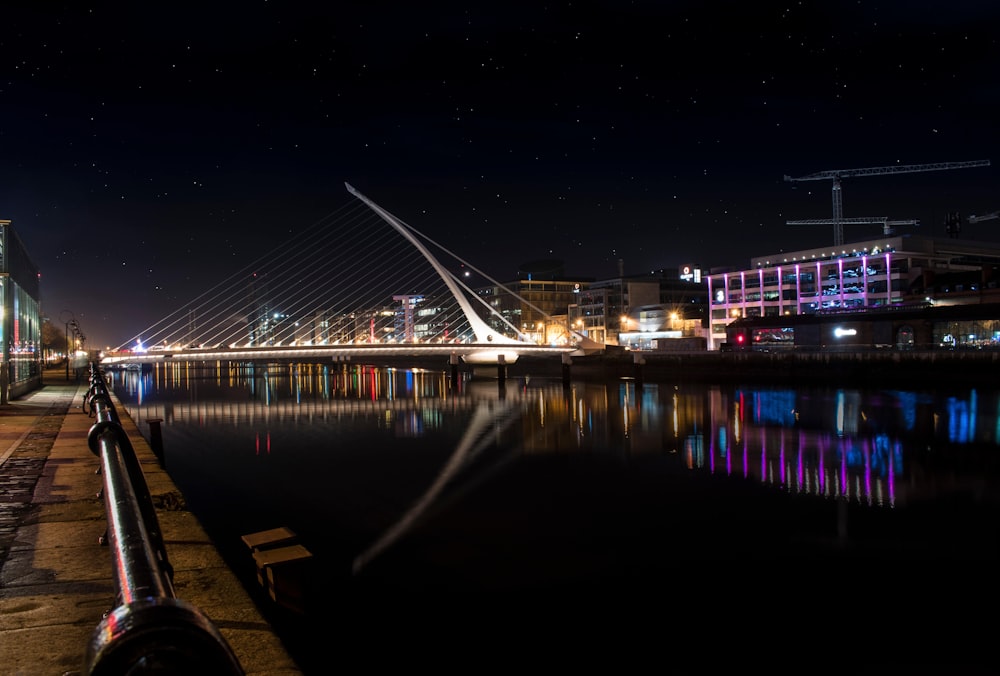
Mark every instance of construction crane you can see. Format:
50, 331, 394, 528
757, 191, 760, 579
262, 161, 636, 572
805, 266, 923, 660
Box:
786, 216, 919, 238
969, 210, 999, 224
784, 159, 991, 246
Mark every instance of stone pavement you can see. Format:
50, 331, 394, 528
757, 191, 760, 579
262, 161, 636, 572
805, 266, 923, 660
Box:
0, 369, 302, 675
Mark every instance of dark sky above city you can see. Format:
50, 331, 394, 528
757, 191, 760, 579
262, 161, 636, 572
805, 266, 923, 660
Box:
2, 2, 999, 348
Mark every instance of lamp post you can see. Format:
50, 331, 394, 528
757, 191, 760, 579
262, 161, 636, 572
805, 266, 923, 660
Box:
60, 310, 75, 382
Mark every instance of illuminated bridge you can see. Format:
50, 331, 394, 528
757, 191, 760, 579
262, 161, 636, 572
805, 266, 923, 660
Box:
102, 183, 603, 368
101, 342, 580, 367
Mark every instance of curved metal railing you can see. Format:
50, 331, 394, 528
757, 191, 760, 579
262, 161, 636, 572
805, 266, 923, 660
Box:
82, 364, 244, 675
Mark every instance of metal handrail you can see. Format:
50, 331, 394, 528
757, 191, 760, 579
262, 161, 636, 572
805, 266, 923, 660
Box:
82, 364, 244, 675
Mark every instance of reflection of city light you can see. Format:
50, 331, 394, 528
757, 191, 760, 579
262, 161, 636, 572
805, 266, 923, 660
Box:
836, 391, 845, 435
110, 367, 986, 522
947, 396, 972, 443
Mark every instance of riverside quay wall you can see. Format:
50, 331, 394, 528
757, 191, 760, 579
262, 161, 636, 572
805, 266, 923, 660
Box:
505, 349, 1000, 388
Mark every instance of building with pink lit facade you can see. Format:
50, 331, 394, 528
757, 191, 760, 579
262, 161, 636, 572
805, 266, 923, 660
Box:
706, 234, 1000, 350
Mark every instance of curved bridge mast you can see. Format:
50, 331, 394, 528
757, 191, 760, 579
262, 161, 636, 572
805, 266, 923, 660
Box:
346, 182, 524, 347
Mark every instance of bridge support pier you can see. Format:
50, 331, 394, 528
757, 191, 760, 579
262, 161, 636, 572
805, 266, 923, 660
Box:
450, 352, 459, 388
633, 352, 645, 389
561, 353, 572, 389
496, 355, 506, 386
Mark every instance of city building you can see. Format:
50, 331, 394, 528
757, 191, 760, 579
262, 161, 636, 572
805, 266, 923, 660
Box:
570, 265, 708, 349
618, 304, 707, 351
706, 234, 1000, 350
478, 260, 592, 345
0, 219, 43, 399
659, 265, 709, 327
724, 301, 1000, 352
569, 276, 664, 347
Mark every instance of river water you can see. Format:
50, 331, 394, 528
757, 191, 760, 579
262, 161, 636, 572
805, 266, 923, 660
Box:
108, 361, 1000, 670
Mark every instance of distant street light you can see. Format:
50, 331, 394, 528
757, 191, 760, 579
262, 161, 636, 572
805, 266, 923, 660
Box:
60, 310, 75, 382
59, 312, 84, 382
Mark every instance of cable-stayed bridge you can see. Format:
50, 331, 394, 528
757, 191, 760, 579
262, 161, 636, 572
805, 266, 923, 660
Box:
102, 184, 603, 367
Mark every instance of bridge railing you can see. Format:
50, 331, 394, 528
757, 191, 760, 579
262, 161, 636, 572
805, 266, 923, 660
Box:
81, 363, 244, 675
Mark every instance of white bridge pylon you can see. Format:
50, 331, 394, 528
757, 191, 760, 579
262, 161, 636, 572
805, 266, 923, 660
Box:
345, 182, 603, 364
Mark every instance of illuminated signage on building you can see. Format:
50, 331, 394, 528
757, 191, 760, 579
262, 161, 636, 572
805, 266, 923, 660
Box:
680, 264, 702, 283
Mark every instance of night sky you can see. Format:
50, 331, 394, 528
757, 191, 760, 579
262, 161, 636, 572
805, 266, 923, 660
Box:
3, 2, 999, 348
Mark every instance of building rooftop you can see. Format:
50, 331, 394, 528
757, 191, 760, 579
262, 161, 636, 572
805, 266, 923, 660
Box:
749, 234, 1000, 269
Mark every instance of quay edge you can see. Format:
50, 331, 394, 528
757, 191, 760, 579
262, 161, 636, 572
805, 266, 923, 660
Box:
501, 349, 1000, 387
0, 374, 303, 675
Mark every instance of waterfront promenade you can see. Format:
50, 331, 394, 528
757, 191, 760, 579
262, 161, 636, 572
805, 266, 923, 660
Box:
0, 368, 301, 675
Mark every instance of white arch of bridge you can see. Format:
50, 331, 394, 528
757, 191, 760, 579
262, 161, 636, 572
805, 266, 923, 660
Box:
344, 183, 604, 363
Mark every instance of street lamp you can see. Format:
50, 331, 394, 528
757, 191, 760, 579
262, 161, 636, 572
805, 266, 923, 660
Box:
60, 310, 75, 382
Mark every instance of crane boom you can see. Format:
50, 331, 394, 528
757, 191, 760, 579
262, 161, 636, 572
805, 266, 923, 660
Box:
969, 210, 999, 224
786, 217, 919, 236
784, 159, 991, 246
783, 159, 990, 183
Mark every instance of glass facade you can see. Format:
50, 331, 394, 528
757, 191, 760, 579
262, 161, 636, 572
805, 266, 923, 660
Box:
706, 235, 1000, 350
708, 251, 895, 330
0, 220, 42, 397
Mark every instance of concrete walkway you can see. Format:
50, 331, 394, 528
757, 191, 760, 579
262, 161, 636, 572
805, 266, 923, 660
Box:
0, 370, 302, 675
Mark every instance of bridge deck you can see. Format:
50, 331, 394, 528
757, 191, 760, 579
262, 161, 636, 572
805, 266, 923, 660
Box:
102, 342, 581, 366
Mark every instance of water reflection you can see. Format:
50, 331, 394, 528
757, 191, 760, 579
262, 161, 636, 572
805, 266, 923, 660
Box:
352, 394, 523, 575
108, 362, 1000, 671
709, 387, 904, 508
111, 362, 1000, 521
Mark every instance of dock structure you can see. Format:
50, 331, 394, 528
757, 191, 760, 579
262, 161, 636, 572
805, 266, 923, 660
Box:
242, 527, 314, 613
